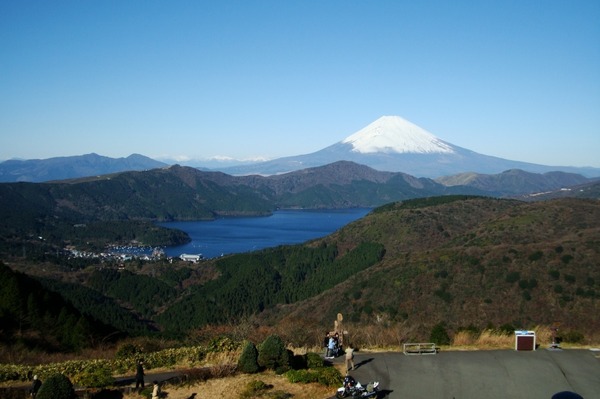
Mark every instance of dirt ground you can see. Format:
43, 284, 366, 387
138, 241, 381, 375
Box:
122, 371, 336, 399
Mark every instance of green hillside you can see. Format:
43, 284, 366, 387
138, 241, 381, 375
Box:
156, 241, 385, 334
2, 185, 599, 352
258, 196, 600, 339
0, 262, 121, 352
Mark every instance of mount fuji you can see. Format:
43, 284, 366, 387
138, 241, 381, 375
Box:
219, 116, 600, 178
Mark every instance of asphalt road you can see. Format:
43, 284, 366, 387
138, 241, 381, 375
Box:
338, 348, 600, 399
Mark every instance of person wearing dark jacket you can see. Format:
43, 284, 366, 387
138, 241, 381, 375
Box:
135, 359, 145, 390
30, 375, 42, 398
323, 332, 330, 357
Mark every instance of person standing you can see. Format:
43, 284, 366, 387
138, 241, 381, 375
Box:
345, 344, 355, 373
333, 332, 340, 355
135, 359, 145, 390
151, 380, 160, 399
327, 335, 336, 359
30, 375, 42, 398
323, 332, 330, 357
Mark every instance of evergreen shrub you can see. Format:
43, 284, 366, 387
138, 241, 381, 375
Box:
289, 352, 307, 370
306, 352, 325, 369
316, 366, 343, 387
36, 374, 76, 399
430, 323, 450, 346
257, 335, 289, 372
285, 366, 342, 387
237, 341, 260, 374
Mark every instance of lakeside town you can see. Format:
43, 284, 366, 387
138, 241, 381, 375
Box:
65, 245, 204, 264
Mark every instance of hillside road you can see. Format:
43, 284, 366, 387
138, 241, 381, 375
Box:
339, 348, 600, 399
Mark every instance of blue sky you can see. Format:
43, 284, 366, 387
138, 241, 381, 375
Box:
1, 1, 599, 167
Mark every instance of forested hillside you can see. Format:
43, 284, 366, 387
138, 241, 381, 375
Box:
258, 196, 600, 340
0, 262, 119, 351
2, 194, 599, 353
156, 241, 385, 334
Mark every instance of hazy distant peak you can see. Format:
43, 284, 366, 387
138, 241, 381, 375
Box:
341, 115, 455, 155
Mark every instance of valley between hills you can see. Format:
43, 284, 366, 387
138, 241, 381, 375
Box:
1, 162, 599, 369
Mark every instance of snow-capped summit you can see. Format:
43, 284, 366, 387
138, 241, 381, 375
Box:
216, 115, 600, 178
342, 116, 454, 154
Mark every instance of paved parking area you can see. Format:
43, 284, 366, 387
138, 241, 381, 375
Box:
343, 348, 600, 398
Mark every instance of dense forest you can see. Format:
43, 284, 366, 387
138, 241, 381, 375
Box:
0, 262, 118, 351
0, 240, 385, 349
156, 241, 385, 333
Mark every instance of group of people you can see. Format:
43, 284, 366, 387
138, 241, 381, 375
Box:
323, 331, 341, 359
136, 359, 161, 399
323, 332, 355, 373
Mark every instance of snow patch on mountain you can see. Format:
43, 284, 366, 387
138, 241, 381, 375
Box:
342, 116, 455, 154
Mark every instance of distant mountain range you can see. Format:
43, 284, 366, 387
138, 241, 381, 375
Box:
1, 162, 598, 250
217, 116, 600, 178
0, 162, 476, 231
1, 116, 599, 183
435, 169, 596, 196
0, 153, 166, 182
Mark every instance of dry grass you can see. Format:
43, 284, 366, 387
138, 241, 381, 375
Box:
122, 372, 334, 399
449, 325, 598, 350
120, 344, 337, 399
452, 329, 514, 349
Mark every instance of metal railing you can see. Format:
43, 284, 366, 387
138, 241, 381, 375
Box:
403, 343, 438, 355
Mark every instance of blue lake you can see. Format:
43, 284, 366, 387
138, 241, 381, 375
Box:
159, 208, 371, 259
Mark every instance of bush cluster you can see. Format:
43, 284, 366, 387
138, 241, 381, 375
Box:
284, 367, 342, 387
0, 345, 208, 384
237, 334, 342, 389
73, 362, 114, 388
